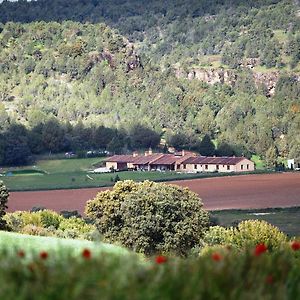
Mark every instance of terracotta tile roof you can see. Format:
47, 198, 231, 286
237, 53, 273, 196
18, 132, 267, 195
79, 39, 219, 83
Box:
182, 156, 247, 165
106, 154, 250, 166
105, 155, 136, 163
149, 154, 178, 165
132, 154, 164, 165
149, 154, 195, 165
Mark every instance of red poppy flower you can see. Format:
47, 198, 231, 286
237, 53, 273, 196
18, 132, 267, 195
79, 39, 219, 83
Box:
82, 248, 92, 259
17, 250, 25, 258
254, 243, 268, 256
40, 251, 48, 260
211, 252, 222, 262
27, 263, 35, 273
155, 255, 167, 264
265, 275, 273, 285
291, 241, 300, 251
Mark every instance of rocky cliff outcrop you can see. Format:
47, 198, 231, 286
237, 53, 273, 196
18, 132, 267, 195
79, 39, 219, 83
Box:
175, 67, 300, 97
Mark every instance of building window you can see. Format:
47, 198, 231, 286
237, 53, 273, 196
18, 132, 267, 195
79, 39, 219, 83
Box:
205, 165, 208, 170
216, 165, 219, 170
241, 165, 244, 170
183, 164, 186, 169
194, 164, 197, 169
227, 165, 230, 170
247, 164, 249, 170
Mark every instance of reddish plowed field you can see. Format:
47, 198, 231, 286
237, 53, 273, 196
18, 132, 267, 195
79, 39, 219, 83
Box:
8, 173, 300, 215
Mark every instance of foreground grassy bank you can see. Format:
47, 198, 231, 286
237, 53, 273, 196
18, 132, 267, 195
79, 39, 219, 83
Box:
0, 231, 128, 257
0, 231, 299, 300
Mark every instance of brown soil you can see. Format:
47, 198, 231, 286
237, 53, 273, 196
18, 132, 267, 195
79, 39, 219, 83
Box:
8, 172, 300, 215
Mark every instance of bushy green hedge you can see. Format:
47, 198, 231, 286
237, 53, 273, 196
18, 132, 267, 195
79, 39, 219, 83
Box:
229, 220, 288, 250
4, 210, 98, 241
86, 180, 209, 256
203, 220, 288, 251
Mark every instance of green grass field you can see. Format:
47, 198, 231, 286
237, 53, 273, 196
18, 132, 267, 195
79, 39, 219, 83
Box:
211, 207, 300, 237
0, 157, 269, 191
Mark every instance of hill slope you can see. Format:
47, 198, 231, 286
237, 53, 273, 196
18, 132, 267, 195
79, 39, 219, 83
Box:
0, 0, 300, 160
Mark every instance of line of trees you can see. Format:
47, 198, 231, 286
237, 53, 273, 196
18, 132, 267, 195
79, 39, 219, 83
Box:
0, 116, 252, 166
0, 120, 161, 166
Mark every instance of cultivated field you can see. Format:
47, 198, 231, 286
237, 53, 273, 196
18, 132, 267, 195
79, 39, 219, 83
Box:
8, 172, 300, 212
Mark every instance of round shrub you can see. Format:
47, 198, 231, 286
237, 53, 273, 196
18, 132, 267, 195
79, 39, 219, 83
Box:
85, 180, 209, 256
0, 181, 9, 230
203, 225, 232, 246
229, 220, 287, 250
40, 210, 63, 229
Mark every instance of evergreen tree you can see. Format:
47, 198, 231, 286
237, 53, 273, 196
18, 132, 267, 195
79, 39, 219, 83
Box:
216, 142, 235, 156
198, 135, 215, 156
265, 146, 278, 169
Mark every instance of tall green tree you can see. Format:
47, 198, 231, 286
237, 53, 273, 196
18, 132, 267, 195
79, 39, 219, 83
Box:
42, 118, 66, 153
0, 181, 9, 230
3, 123, 31, 166
129, 124, 160, 150
265, 146, 278, 169
198, 135, 215, 156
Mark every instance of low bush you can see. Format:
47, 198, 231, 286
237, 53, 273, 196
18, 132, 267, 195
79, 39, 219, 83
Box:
40, 210, 63, 229
4, 211, 43, 231
203, 225, 232, 246
21, 224, 53, 237
86, 180, 209, 256
57, 217, 98, 240
4, 210, 97, 241
229, 220, 288, 250
203, 220, 288, 251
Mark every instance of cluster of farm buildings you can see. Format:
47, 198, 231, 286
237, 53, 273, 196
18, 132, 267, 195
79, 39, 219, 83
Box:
105, 150, 255, 173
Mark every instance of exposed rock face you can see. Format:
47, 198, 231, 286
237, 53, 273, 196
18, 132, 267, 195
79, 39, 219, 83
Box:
86, 42, 141, 73
186, 68, 237, 86
175, 67, 299, 97
252, 71, 280, 96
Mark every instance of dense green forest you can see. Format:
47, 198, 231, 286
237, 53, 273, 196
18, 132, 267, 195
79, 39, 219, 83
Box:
0, 0, 300, 165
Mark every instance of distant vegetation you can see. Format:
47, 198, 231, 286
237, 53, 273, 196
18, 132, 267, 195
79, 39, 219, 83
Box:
0, 0, 299, 166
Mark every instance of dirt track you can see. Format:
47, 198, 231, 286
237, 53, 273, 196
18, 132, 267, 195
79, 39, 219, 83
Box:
8, 173, 300, 215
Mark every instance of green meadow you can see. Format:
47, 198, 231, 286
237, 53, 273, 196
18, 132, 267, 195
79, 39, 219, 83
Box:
0, 157, 267, 191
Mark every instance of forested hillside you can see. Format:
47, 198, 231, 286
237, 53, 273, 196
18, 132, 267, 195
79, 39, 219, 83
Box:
0, 0, 300, 165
